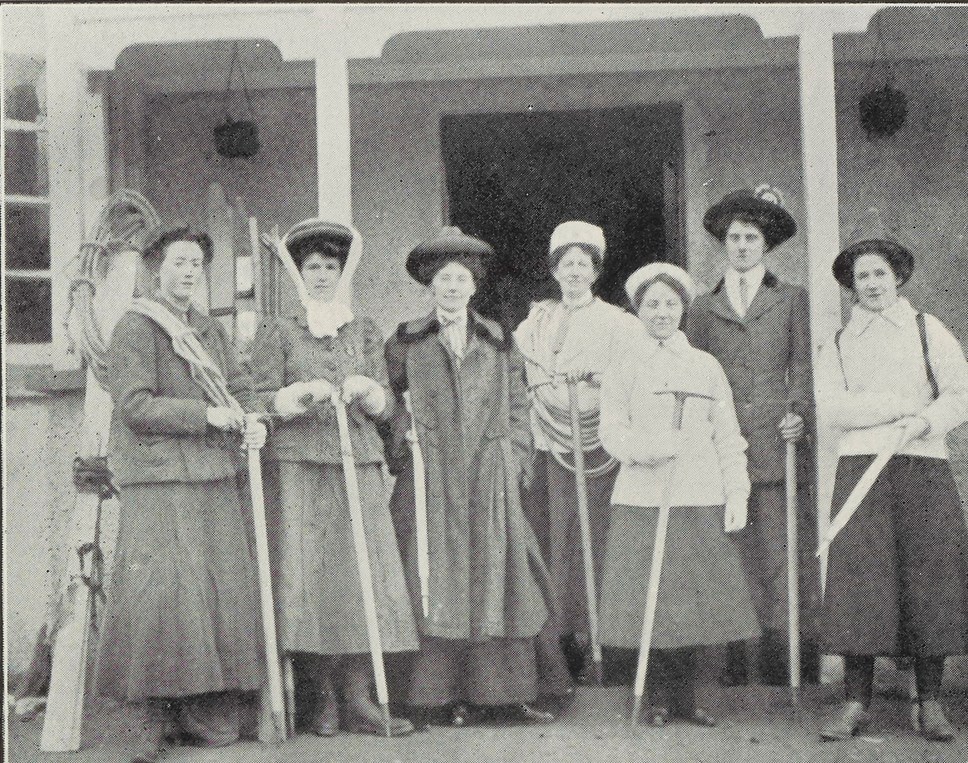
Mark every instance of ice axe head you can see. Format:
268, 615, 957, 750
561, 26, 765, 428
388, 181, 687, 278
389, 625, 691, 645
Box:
654, 389, 714, 430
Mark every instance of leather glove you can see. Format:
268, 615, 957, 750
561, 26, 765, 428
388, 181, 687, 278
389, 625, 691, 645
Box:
341, 375, 387, 417
273, 381, 311, 418
724, 494, 748, 533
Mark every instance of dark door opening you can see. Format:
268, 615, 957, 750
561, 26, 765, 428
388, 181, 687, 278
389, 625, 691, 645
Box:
441, 104, 683, 329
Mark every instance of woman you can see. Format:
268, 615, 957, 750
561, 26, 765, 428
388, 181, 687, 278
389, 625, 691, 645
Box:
598, 262, 760, 727
816, 221, 968, 742
251, 219, 418, 737
514, 221, 640, 683
384, 226, 557, 727
95, 228, 266, 763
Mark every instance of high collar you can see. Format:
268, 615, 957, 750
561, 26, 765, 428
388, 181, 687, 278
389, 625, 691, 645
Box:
435, 306, 469, 326
640, 328, 690, 358
711, 268, 778, 295
725, 263, 766, 291
561, 290, 595, 310
847, 296, 915, 336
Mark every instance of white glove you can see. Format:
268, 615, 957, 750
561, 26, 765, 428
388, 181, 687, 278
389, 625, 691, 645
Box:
341, 375, 387, 417
304, 378, 336, 404
242, 417, 268, 450
273, 381, 311, 417
207, 406, 244, 432
724, 495, 748, 533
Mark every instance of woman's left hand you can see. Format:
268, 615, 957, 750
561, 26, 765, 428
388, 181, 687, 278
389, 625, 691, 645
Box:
342, 375, 387, 416
724, 495, 748, 533
242, 418, 268, 450
897, 415, 931, 443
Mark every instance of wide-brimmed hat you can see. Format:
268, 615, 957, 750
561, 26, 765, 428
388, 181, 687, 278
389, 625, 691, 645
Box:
283, 219, 354, 268
625, 262, 696, 311
703, 185, 796, 250
832, 208, 914, 289
406, 226, 493, 286
549, 221, 606, 267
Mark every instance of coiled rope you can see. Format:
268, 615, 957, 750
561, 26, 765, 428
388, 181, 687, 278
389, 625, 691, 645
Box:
65, 190, 161, 387
519, 348, 617, 478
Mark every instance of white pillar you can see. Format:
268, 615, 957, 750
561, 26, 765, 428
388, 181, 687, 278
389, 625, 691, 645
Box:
313, 8, 353, 223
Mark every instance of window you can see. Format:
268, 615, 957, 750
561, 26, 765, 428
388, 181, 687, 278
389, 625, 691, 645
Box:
4, 52, 51, 362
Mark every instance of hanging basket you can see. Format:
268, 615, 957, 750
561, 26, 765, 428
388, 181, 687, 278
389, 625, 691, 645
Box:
213, 42, 261, 159
214, 117, 261, 158
859, 84, 907, 139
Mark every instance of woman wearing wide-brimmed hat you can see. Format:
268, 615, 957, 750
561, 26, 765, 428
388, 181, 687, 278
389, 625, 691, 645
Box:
513, 221, 640, 683
816, 214, 968, 742
250, 219, 418, 737
384, 226, 559, 727
686, 186, 819, 686
598, 262, 760, 727
95, 228, 266, 763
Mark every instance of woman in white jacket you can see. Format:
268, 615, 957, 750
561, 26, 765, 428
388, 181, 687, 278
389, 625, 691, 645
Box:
598, 263, 760, 727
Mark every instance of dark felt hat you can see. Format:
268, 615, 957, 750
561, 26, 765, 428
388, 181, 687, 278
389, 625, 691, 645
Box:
283, 219, 354, 268
703, 185, 797, 250
405, 226, 493, 286
832, 208, 914, 289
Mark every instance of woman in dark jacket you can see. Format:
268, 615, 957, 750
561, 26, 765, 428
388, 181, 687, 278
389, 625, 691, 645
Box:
816, 221, 968, 742
95, 228, 266, 763
384, 227, 558, 727
251, 219, 418, 737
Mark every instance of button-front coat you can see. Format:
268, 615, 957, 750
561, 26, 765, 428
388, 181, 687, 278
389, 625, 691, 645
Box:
686, 271, 813, 484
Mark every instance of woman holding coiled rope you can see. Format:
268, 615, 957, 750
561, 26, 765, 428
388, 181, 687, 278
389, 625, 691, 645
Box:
94, 228, 267, 763
514, 222, 640, 685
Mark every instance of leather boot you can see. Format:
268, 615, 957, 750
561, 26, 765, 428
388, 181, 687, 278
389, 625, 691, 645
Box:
918, 700, 955, 742
819, 701, 871, 741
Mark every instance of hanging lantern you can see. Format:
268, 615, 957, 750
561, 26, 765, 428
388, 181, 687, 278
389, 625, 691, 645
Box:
859, 84, 907, 139
214, 42, 261, 159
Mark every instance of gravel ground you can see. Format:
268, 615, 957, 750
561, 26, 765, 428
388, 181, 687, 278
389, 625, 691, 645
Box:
9, 684, 966, 763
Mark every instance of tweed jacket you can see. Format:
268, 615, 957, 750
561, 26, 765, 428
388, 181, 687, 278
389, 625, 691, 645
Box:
251, 310, 393, 465
106, 300, 249, 487
686, 271, 813, 484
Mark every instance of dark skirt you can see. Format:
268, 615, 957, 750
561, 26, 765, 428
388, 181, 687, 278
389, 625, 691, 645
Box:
406, 636, 540, 707
599, 504, 761, 650
95, 478, 262, 701
821, 455, 968, 657
269, 461, 418, 655
522, 450, 617, 636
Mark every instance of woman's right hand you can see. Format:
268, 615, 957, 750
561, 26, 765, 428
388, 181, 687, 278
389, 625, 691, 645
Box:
273, 381, 311, 417
207, 406, 244, 432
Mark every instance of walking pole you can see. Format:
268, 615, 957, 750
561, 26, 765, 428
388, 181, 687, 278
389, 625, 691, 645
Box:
784, 405, 802, 706
246, 414, 287, 743
404, 391, 430, 619
333, 395, 393, 737
566, 377, 603, 686
629, 391, 712, 725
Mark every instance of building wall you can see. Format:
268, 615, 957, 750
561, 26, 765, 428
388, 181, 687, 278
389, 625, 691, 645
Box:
6, 52, 968, 677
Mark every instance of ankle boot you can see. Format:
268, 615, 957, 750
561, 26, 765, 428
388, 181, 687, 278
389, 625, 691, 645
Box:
820, 701, 870, 741
918, 700, 955, 742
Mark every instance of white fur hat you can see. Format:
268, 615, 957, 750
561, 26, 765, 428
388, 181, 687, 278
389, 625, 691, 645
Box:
549, 221, 606, 261
625, 262, 696, 309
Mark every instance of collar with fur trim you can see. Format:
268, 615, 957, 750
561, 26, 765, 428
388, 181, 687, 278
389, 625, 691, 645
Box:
397, 310, 510, 349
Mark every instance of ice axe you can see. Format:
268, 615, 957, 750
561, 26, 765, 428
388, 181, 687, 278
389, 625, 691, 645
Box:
783, 402, 802, 705
630, 389, 713, 726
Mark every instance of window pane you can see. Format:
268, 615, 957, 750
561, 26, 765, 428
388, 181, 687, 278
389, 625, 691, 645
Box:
4, 130, 47, 196
4, 204, 50, 269
3, 54, 45, 121
5, 278, 52, 343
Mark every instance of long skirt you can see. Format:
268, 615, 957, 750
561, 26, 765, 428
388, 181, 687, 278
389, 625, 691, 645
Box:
407, 636, 541, 707
599, 504, 760, 650
523, 450, 617, 636
821, 455, 968, 657
95, 477, 262, 701
269, 461, 418, 655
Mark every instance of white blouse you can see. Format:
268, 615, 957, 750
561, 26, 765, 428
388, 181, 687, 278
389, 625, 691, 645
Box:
815, 297, 968, 460
599, 330, 750, 508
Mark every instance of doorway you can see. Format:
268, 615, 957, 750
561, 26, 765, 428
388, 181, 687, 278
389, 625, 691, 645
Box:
441, 104, 683, 328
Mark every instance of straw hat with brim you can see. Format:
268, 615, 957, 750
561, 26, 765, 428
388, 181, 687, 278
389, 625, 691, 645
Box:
703, 187, 796, 250
284, 219, 354, 268
833, 238, 914, 290
406, 226, 493, 286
